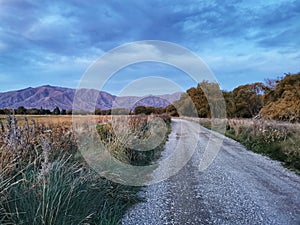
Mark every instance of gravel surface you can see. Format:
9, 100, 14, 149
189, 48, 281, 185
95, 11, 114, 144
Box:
122, 119, 300, 225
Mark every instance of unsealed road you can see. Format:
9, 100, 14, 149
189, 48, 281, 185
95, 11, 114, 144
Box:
122, 119, 300, 225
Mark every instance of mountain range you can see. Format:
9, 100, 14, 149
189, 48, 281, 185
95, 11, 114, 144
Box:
0, 85, 182, 111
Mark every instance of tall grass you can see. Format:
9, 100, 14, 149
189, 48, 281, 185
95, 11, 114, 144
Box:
187, 117, 300, 173
97, 114, 171, 166
1, 159, 140, 225
0, 114, 171, 224
225, 119, 300, 172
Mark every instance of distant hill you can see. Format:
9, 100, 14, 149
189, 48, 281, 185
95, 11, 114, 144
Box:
114, 93, 182, 110
0, 85, 182, 110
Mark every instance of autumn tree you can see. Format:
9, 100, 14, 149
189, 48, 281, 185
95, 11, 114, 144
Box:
174, 81, 224, 118
230, 82, 267, 118
260, 73, 300, 122
165, 104, 179, 117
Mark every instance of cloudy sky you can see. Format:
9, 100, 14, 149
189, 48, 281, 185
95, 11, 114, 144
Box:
0, 0, 299, 95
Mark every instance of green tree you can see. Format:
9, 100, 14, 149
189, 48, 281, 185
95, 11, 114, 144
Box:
145, 106, 155, 115
154, 107, 166, 114
27, 108, 40, 115
16, 106, 27, 115
230, 82, 266, 118
52, 107, 61, 115
134, 106, 146, 115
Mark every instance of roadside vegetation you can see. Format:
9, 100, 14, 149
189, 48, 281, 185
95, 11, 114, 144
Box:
177, 73, 300, 174
225, 119, 300, 172
190, 118, 300, 173
0, 114, 171, 224
97, 114, 171, 166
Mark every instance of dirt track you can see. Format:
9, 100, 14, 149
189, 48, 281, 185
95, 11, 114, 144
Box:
122, 119, 300, 225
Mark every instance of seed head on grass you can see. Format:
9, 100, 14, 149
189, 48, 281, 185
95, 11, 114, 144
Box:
38, 137, 51, 182
0, 120, 4, 133
4, 115, 22, 152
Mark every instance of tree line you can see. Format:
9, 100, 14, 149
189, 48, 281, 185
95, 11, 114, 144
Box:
1, 73, 299, 121
173, 73, 300, 122
0, 106, 70, 115
0, 106, 167, 116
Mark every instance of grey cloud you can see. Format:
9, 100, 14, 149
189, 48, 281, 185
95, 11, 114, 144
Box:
0, 0, 299, 92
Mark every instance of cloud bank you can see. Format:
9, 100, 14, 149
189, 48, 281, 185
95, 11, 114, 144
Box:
0, 0, 299, 93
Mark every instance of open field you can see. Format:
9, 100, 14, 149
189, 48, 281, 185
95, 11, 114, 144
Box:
0, 115, 112, 126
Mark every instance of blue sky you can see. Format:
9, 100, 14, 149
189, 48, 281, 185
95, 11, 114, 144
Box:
0, 0, 299, 95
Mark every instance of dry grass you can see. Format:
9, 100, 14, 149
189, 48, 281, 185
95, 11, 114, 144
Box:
0, 114, 171, 224
182, 117, 300, 173
0, 115, 112, 127
97, 114, 171, 166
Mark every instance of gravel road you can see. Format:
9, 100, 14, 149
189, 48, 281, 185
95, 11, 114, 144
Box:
122, 119, 300, 225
